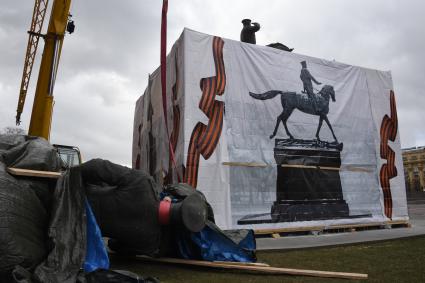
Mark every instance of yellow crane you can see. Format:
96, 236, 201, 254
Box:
16, 0, 81, 167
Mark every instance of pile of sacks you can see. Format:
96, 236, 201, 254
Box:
0, 135, 256, 283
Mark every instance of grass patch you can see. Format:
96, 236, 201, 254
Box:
111, 236, 425, 282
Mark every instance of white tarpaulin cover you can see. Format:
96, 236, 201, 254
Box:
133, 28, 408, 230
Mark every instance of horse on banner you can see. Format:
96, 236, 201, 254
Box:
249, 85, 339, 142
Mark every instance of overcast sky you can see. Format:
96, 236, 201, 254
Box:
1, 0, 424, 166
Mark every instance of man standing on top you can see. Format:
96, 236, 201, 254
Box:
240, 19, 261, 44
300, 61, 322, 111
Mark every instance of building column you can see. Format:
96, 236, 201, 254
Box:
407, 166, 414, 192
419, 165, 425, 191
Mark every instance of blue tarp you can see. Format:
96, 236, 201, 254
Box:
83, 200, 109, 272
177, 221, 256, 263
160, 188, 256, 263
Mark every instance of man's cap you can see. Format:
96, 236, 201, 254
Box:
242, 19, 251, 24
158, 193, 207, 232
300, 60, 307, 66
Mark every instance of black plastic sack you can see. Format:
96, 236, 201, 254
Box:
162, 183, 256, 262
0, 162, 48, 272
81, 159, 163, 256
0, 135, 62, 171
31, 166, 87, 283
163, 183, 215, 223
0, 135, 61, 273
0, 135, 88, 283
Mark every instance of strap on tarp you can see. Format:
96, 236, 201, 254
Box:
158, 200, 172, 225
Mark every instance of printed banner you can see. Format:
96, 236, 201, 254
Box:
133, 29, 408, 230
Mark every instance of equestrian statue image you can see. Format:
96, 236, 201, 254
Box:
237, 61, 353, 225
249, 84, 339, 143
249, 60, 341, 146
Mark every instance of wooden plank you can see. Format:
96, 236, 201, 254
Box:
7, 167, 61, 179
255, 220, 410, 236
327, 220, 409, 230
213, 261, 270, 267
325, 222, 385, 230
136, 256, 368, 280
222, 162, 372, 173
343, 165, 373, 173
281, 164, 340, 171
255, 226, 324, 235
222, 162, 268, 168
385, 220, 410, 226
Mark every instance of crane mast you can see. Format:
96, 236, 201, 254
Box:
17, 0, 72, 140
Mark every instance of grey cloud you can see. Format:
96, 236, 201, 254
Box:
1, 0, 424, 165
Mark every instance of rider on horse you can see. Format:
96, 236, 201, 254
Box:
300, 61, 322, 110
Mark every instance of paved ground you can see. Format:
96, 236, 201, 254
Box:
257, 199, 425, 250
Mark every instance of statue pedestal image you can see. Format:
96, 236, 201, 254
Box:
236, 139, 370, 225
271, 139, 349, 222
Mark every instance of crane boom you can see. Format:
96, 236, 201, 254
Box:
27, 0, 72, 140
16, 0, 49, 125
15, 0, 81, 167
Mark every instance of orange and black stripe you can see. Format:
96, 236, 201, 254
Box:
199, 101, 224, 158
199, 77, 217, 115
184, 36, 226, 188
379, 90, 398, 219
185, 123, 207, 187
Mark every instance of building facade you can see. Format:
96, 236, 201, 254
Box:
402, 146, 425, 192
